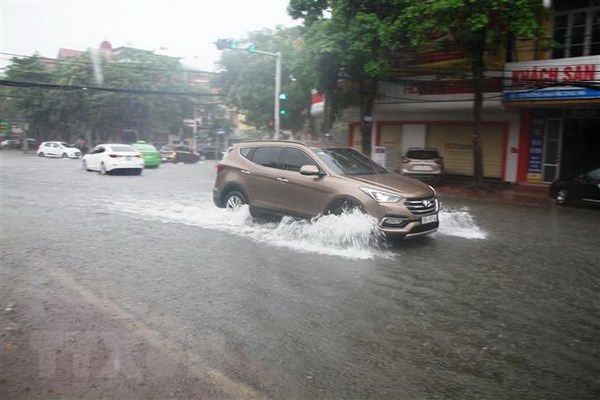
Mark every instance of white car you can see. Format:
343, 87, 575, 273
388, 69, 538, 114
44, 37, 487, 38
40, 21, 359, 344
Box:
37, 141, 82, 158
82, 144, 144, 175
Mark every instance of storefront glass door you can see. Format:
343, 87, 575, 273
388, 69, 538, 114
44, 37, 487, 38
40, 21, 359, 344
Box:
542, 118, 563, 182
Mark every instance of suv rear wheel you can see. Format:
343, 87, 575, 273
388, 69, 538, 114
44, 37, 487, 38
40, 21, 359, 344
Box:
224, 190, 247, 210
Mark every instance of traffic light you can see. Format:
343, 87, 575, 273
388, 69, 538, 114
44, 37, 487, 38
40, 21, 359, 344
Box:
279, 93, 287, 115
215, 39, 257, 52
215, 39, 238, 50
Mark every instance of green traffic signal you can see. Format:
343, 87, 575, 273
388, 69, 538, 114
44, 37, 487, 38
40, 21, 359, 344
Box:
215, 39, 238, 50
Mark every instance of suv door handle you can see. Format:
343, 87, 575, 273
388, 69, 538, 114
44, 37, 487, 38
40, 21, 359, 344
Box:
240, 169, 251, 174
277, 177, 288, 183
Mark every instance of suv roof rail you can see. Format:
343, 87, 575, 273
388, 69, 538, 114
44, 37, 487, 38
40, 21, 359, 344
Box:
235, 139, 347, 147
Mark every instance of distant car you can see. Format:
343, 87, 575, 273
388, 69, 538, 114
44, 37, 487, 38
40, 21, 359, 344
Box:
0, 139, 20, 149
24, 138, 39, 148
162, 145, 200, 164
131, 141, 161, 168
549, 168, 600, 207
198, 146, 220, 160
82, 144, 144, 175
159, 144, 174, 161
36, 141, 82, 158
400, 147, 444, 183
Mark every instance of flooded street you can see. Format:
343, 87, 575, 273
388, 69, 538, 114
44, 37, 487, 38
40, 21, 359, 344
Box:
2, 152, 599, 399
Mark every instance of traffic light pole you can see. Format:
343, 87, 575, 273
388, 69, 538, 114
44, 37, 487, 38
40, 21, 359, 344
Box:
215, 41, 282, 139
252, 49, 281, 140
274, 52, 281, 140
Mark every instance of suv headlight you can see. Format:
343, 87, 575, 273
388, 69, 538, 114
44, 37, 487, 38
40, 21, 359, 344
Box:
360, 187, 403, 203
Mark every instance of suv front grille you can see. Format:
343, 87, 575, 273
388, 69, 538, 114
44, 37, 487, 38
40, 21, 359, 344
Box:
404, 197, 438, 215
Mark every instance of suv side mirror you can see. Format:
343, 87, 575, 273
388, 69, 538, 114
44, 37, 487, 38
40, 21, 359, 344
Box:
300, 165, 322, 176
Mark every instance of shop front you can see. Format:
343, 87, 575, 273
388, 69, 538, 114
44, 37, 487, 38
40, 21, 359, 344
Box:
504, 56, 600, 184
367, 121, 508, 179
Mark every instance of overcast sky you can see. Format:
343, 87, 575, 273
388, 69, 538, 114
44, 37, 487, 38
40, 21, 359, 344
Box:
1, 0, 300, 72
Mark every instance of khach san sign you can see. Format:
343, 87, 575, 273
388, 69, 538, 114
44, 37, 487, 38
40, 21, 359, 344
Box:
503, 56, 600, 101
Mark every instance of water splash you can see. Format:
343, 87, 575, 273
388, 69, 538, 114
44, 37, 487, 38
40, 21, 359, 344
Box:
437, 206, 487, 239
106, 199, 390, 260
104, 198, 487, 259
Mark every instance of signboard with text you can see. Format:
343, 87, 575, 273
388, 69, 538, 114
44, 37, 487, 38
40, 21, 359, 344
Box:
527, 117, 545, 183
503, 56, 600, 102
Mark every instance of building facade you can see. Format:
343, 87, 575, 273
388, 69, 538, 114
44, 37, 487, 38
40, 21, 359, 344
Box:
347, 0, 599, 184
502, 0, 600, 183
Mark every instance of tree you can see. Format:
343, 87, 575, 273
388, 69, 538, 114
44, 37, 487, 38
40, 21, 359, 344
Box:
1, 54, 58, 139
398, 0, 547, 186
289, 0, 404, 155
1, 49, 202, 145
214, 27, 312, 135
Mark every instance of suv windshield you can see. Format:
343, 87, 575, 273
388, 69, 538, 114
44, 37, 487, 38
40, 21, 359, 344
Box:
314, 147, 388, 176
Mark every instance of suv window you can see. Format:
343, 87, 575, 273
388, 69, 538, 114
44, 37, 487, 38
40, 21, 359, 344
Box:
280, 148, 318, 172
406, 149, 440, 159
252, 147, 282, 169
240, 147, 255, 159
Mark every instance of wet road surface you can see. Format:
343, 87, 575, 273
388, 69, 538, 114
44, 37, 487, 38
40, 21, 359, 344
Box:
1, 152, 599, 399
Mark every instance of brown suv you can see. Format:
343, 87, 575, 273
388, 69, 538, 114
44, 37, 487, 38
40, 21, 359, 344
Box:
213, 141, 439, 239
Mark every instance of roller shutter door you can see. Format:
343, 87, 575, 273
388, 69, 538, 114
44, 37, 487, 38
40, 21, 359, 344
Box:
379, 124, 403, 170
426, 124, 504, 178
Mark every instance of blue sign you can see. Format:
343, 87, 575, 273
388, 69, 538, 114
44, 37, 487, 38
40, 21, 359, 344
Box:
503, 87, 600, 101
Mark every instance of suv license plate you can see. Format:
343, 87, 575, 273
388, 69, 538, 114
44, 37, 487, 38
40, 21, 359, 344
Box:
422, 214, 438, 224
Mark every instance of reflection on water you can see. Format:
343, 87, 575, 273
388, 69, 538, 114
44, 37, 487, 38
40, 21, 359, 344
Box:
107, 198, 487, 259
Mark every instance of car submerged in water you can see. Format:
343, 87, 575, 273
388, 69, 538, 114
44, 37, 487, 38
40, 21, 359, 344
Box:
213, 141, 439, 239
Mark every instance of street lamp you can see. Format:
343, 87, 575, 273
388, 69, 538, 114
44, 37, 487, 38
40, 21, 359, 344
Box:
215, 40, 282, 139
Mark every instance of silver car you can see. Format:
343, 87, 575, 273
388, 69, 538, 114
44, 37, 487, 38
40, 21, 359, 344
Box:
400, 148, 444, 183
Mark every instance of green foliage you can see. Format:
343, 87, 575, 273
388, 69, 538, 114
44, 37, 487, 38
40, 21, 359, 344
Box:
1, 49, 207, 142
214, 27, 312, 131
397, 0, 547, 185
398, 0, 547, 56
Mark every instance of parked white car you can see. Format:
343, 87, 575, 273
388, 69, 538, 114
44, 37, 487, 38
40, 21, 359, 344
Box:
36, 141, 82, 158
82, 144, 144, 175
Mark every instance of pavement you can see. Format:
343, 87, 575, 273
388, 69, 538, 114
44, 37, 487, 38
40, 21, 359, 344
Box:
435, 179, 552, 207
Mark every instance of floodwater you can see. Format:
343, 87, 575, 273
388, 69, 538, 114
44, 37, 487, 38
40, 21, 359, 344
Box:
1, 153, 598, 399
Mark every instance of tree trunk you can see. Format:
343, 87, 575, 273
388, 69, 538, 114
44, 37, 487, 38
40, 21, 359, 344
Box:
320, 81, 337, 140
360, 78, 377, 156
470, 32, 486, 187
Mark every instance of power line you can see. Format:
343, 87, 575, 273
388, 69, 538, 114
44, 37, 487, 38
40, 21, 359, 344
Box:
0, 52, 216, 75
0, 79, 224, 97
